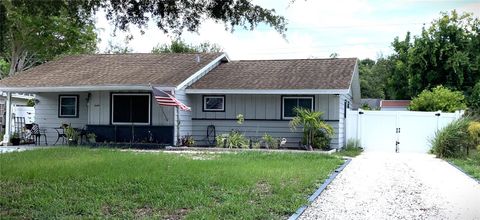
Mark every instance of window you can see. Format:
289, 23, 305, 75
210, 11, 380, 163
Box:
58, 95, 79, 118
111, 93, 151, 124
282, 96, 314, 119
203, 96, 225, 112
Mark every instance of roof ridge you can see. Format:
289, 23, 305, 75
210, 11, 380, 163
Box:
234, 57, 358, 62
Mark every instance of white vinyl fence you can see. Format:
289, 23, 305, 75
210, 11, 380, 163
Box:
346, 109, 463, 153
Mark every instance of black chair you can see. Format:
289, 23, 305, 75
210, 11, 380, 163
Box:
54, 127, 66, 145
31, 123, 48, 146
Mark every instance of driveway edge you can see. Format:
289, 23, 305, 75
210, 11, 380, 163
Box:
288, 158, 352, 220
447, 161, 480, 184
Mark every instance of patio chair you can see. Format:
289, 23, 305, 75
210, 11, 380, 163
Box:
54, 127, 66, 145
31, 123, 48, 146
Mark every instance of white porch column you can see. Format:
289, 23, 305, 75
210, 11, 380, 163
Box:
3, 92, 12, 145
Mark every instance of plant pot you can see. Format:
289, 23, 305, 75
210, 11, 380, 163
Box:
11, 138, 20, 146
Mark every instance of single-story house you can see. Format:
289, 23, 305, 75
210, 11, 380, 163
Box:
0, 53, 360, 148
380, 100, 411, 111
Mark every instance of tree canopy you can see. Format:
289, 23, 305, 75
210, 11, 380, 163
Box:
0, 0, 286, 78
409, 86, 467, 112
359, 10, 480, 106
151, 39, 222, 53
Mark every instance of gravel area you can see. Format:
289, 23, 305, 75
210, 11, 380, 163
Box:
300, 152, 480, 220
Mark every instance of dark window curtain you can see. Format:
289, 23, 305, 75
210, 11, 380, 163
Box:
113, 95, 149, 123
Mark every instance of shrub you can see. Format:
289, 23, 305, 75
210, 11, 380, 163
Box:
409, 85, 467, 112
468, 121, 480, 149
468, 81, 480, 110
345, 138, 362, 149
216, 131, 248, 148
290, 108, 333, 150
431, 117, 476, 158
262, 133, 277, 149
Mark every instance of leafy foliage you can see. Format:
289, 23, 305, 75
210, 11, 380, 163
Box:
0, 0, 97, 77
468, 121, 480, 149
290, 108, 333, 150
152, 39, 222, 53
262, 133, 277, 149
431, 117, 476, 158
468, 81, 480, 111
409, 86, 467, 112
359, 10, 480, 102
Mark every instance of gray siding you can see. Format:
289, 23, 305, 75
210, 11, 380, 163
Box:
175, 89, 192, 144
190, 94, 340, 120
35, 92, 88, 144
189, 94, 342, 148
192, 119, 339, 147
338, 93, 353, 148
35, 91, 174, 145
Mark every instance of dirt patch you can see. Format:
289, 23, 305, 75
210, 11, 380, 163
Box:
164, 208, 190, 220
135, 206, 154, 218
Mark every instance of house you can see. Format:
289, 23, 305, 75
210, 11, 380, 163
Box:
0, 53, 360, 149
380, 100, 411, 111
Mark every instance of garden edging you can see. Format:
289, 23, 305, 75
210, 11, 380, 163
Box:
288, 158, 352, 220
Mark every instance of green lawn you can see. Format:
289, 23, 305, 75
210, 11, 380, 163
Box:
333, 146, 363, 157
450, 150, 480, 180
0, 148, 343, 219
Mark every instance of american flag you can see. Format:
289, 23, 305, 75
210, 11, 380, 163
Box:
152, 87, 191, 111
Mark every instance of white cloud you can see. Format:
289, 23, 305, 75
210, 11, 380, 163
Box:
94, 0, 478, 60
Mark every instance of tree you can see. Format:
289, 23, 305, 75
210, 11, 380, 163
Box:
1, 0, 286, 77
289, 108, 333, 150
409, 86, 467, 112
152, 39, 222, 53
359, 58, 389, 98
384, 10, 480, 99
0, 0, 97, 78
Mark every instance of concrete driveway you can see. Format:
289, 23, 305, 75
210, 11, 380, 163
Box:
300, 152, 480, 220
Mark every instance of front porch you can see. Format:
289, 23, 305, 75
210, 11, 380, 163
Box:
2, 89, 176, 147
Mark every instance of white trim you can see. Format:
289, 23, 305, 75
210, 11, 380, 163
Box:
186, 89, 349, 95
203, 96, 225, 112
175, 53, 228, 90
282, 96, 314, 119
0, 85, 174, 93
59, 95, 78, 117
111, 93, 151, 125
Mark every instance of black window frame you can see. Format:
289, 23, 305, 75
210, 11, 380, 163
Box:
281, 96, 315, 120
110, 93, 152, 125
202, 95, 225, 112
58, 95, 79, 118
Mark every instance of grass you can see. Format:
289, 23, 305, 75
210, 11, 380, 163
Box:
334, 147, 363, 157
0, 147, 343, 219
449, 149, 480, 180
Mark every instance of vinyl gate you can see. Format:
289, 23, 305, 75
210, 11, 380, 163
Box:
346, 110, 462, 153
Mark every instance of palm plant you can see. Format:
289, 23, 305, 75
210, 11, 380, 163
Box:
289, 107, 333, 150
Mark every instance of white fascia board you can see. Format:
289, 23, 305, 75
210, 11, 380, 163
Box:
175, 53, 227, 90
185, 89, 350, 95
0, 85, 175, 93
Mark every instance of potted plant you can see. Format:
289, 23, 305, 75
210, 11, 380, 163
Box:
10, 132, 21, 146
65, 127, 79, 146
87, 133, 96, 144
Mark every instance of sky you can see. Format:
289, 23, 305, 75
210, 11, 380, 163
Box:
95, 0, 480, 60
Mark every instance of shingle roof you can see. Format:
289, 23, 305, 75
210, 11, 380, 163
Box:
188, 58, 357, 90
0, 53, 223, 88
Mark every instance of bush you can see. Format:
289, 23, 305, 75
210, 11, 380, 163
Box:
409, 85, 467, 112
216, 131, 248, 148
262, 133, 277, 149
468, 121, 480, 150
468, 81, 480, 110
431, 117, 476, 158
303, 129, 332, 150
